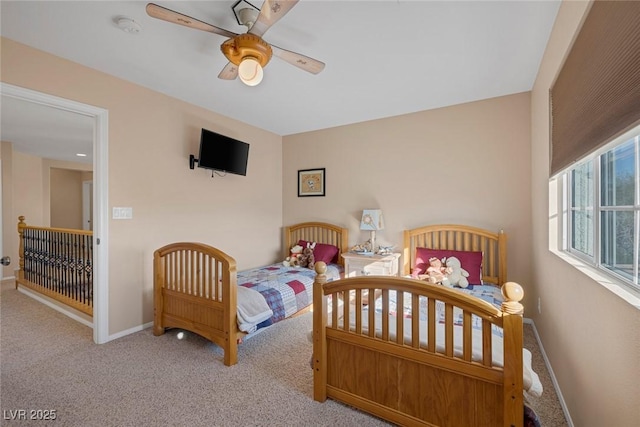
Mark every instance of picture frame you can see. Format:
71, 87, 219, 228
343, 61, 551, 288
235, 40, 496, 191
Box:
298, 168, 326, 197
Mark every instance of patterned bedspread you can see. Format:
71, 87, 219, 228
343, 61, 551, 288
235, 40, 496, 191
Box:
238, 263, 342, 329
372, 284, 505, 337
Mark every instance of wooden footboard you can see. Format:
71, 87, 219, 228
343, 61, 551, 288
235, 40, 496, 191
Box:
153, 242, 240, 366
312, 262, 525, 427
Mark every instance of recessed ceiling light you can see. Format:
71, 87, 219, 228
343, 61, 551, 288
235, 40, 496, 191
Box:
76, 153, 87, 157
116, 17, 142, 34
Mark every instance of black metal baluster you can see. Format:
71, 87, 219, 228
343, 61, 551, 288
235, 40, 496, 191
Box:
48, 230, 54, 291
70, 233, 74, 300
64, 233, 68, 295
32, 229, 37, 284
73, 233, 78, 302
88, 235, 93, 307
81, 234, 85, 304
23, 229, 30, 281
37, 229, 42, 287
51, 231, 57, 293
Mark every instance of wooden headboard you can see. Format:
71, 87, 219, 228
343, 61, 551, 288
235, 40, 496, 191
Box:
403, 224, 507, 286
284, 222, 349, 266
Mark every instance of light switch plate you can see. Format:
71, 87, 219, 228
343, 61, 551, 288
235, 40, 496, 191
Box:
112, 207, 133, 219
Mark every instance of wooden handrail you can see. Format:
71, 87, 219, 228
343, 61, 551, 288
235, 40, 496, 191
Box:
18, 215, 92, 236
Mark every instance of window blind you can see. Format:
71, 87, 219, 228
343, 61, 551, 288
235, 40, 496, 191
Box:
550, 0, 640, 176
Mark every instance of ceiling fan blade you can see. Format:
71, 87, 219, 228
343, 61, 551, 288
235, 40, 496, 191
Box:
218, 62, 238, 80
271, 45, 325, 74
248, 0, 299, 38
146, 3, 238, 39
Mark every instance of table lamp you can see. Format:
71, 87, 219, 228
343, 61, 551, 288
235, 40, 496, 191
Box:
360, 209, 384, 253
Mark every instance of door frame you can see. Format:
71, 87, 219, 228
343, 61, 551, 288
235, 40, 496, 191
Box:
1, 83, 109, 344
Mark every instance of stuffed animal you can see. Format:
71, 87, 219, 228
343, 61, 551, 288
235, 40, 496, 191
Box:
444, 256, 469, 288
282, 244, 303, 267
297, 246, 315, 269
425, 257, 450, 286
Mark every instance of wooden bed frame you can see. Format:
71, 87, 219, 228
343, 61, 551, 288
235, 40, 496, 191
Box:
403, 223, 507, 285
312, 224, 525, 426
153, 222, 348, 366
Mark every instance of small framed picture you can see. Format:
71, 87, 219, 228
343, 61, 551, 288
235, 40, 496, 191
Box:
298, 168, 325, 197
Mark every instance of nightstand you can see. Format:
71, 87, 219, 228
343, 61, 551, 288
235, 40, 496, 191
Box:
341, 252, 401, 277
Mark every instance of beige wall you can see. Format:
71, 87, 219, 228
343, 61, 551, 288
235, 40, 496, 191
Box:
1, 148, 45, 279
284, 92, 533, 295
42, 159, 92, 227
1, 143, 94, 278
531, 1, 640, 425
1, 38, 283, 335
50, 167, 83, 229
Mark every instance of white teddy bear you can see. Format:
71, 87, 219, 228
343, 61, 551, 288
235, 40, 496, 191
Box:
444, 256, 470, 288
283, 244, 303, 267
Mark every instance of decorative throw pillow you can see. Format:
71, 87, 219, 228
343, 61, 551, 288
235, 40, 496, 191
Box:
298, 240, 340, 264
414, 248, 483, 285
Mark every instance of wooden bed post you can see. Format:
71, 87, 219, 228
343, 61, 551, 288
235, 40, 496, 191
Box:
284, 226, 292, 261
312, 262, 328, 402
498, 230, 508, 285
224, 264, 238, 366
501, 281, 524, 427
17, 216, 26, 290
153, 250, 165, 336
402, 230, 411, 276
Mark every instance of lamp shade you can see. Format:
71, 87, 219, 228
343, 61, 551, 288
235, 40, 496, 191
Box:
360, 209, 384, 231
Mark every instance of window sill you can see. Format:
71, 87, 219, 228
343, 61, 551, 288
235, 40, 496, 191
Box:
550, 249, 640, 310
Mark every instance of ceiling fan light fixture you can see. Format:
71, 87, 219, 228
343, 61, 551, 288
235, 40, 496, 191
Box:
236, 8, 259, 30
238, 57, 264, 86
232, 0, 260, 29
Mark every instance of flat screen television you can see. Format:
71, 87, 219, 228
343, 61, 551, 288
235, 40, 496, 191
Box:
195, 128, 250, 176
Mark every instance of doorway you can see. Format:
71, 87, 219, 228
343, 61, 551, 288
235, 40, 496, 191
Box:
82, 180, 93, 231
0, 83, 109, 344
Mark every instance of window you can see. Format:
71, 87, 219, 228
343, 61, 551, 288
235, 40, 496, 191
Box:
563, 125, 640, 292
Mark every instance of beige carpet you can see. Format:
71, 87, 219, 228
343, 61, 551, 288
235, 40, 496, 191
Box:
1, 285, 568, 426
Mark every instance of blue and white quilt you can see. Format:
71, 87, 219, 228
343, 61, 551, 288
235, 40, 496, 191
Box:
238, 263, 342, 332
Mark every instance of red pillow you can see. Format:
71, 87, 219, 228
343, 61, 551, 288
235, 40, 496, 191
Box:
298, 240, 340, 264
413, 248, 483, 284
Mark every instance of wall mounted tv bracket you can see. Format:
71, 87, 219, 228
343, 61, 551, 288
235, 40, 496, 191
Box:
189, 154, 199, 169
189, 154, 225, 178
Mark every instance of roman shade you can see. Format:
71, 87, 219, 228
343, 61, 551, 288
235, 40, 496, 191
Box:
550, 0, 640, 176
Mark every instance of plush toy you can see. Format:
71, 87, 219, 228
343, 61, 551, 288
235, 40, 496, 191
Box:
283, 244, 303, 267
297, 246, 315, 269
425, 257, 451, 286
444, 256, 470, 288
350, 239, 372, 253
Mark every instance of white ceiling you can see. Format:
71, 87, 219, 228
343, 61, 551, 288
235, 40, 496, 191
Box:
1, 95, 95, 164
0, 0, 560, 162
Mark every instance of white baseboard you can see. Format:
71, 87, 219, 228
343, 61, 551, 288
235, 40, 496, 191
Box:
14, 284, 153, 343
17, 286, 93, 329
1, 275, 16, 285
523, 318, 574, 426
107, 321, 153, 341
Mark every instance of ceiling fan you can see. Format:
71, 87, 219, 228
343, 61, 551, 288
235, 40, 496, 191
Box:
146, 0, 325, 86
